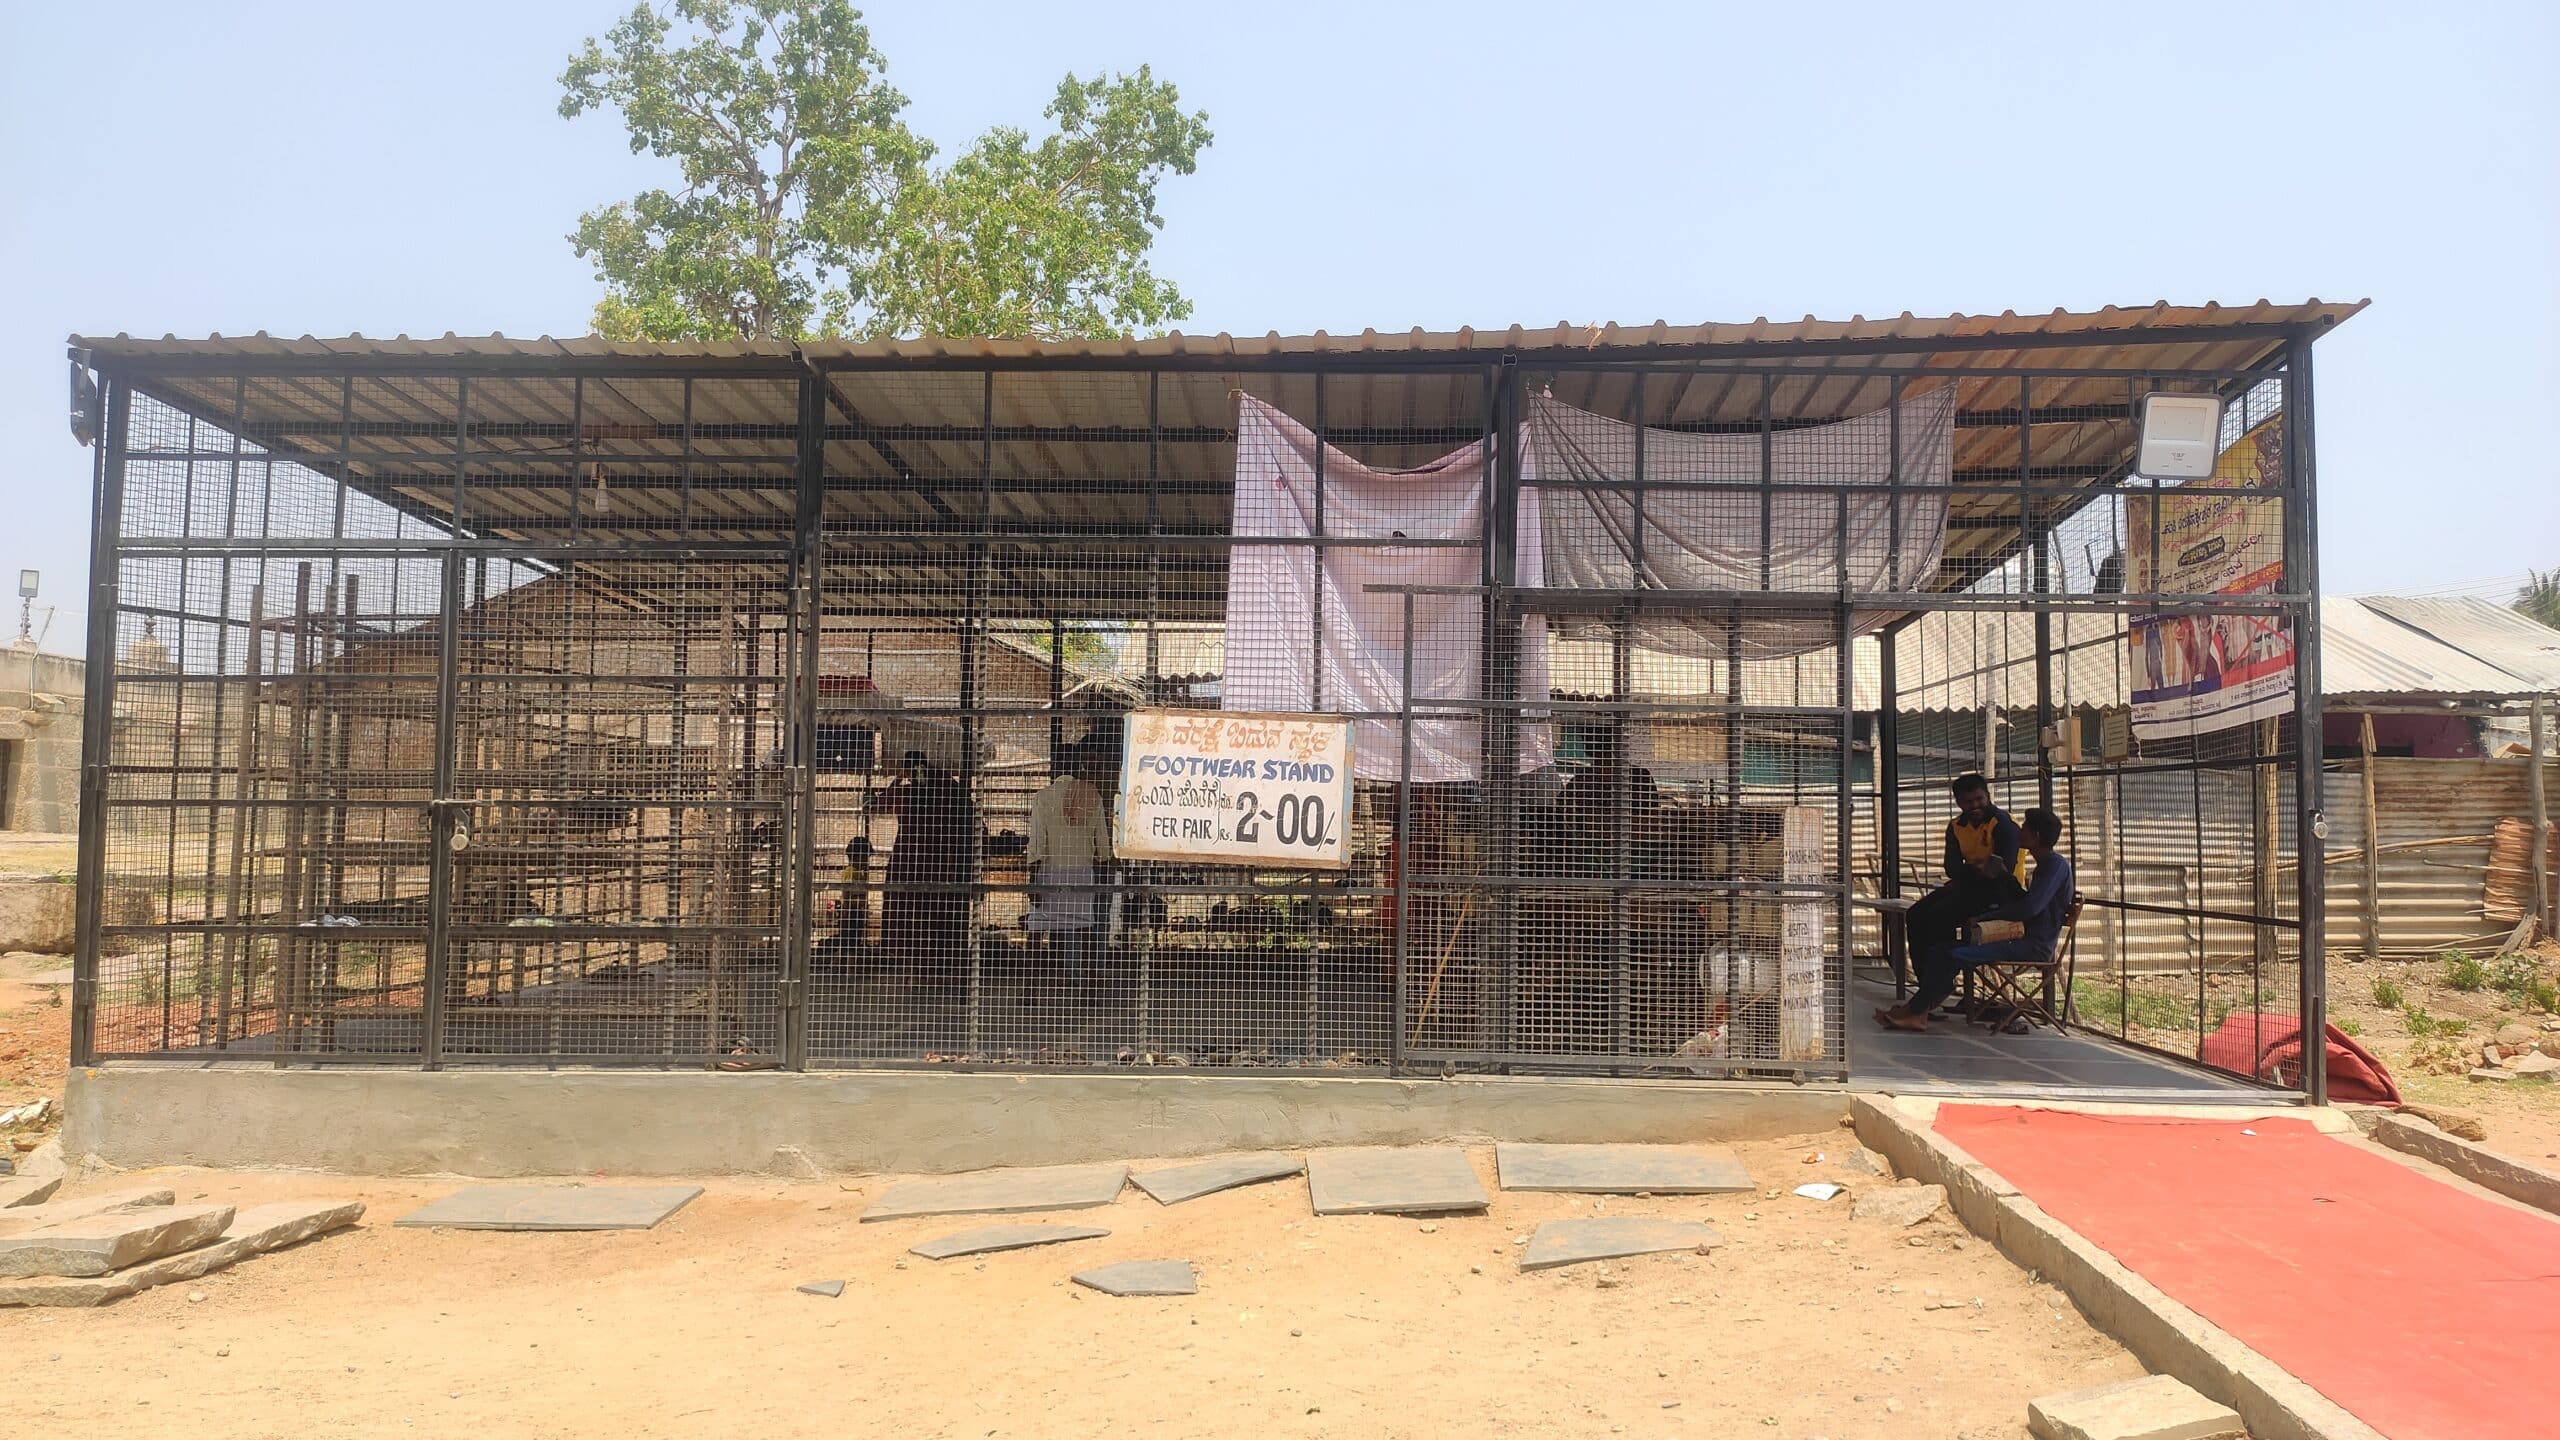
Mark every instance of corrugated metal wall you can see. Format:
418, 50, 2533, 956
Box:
2323, 756, 2556, 955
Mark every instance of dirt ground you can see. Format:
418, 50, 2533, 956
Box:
2, 1142, 2139, 1440
0, 951, 70, 1131
2323, 937, 2560, 1161
1, 872, 2544, 1437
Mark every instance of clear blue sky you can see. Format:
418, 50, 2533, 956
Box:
3, 1, 2553, 643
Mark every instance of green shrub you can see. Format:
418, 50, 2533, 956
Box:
2441, 950, 2487, 993
2336, 1017, 2362, 1037
2403, 1004, 2440, 1038
2490, 951, 2550, 1010
2371, 976, 2404, 1008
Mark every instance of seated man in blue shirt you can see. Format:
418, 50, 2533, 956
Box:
1874, 806, 2074, 1033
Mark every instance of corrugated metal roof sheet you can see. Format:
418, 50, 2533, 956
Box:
74, 301, 2364, 628
70, 299, 2364, 367
2320, 597, 2533, 699
2354, 595, 2560, 694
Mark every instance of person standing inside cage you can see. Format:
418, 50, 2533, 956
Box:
1558, 728, 1660, 873
1026, 736, 1114, 980
1904, 773, 2027, 972
1875, 807, 2073, 1032
879, 748, 972, 995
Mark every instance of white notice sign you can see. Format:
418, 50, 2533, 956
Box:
1115, 709, 1354, 870
1778, 806, 1827, 1062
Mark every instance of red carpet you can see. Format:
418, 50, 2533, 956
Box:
1935, 1105, 2560, 1440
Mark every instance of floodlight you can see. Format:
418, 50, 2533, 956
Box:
2137, 393, 2225, 479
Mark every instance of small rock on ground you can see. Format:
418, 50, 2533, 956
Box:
1851, 1184, 1947, 1228
2395, 1103, 2486, 1142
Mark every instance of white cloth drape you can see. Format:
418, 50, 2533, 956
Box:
1529, 389, 1955, 659
1223, 396, 1552, 782
1221, 389, 1957, 779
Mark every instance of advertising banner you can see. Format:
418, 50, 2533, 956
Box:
2125, 412, 2295, 740
1114, 709, 1354, 870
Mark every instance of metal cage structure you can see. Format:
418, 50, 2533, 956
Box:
66, 304, 2358, 1096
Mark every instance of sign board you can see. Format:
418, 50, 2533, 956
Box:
1114, 709, 1353, 870
2124, 411, 2295, 740
1778, 805, 1827, 1062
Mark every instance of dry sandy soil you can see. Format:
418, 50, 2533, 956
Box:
2324, 938, 2560, 1161
3, 1140, 2141, 1440
1, 870, 2541, 1438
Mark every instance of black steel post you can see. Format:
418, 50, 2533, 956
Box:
2027, 378, 2056, 812
1758, 373, 1775, 589
1876, 624, 1904, 998
1048, 618, 1065, 766
1484, 359, 1522, 1054
1394, 592, 1414, 1071
1311, 373, 1326, 710
421, 379, 467, 1070
69, 376, 128, 1069
785, 372, 826, 1069
1144, 372, 1162, 691
1611, 610, 1631, 1059
1886, 376, 1904, 586
1835, 599, 1856, 1075
963, 370, 991, 1056
2286, 339, 2329, 1105
1629, 373, 1647, 589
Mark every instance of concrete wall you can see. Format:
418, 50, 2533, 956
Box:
0, 644, 82, 835
62, 1066, 1847, 1178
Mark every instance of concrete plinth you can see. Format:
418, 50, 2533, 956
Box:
2029, 1374, 2244, 1440
62, 1066, 1846, 1179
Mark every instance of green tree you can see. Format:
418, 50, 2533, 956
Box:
560, 0, 1210, 343
2517, 568, 2560, 629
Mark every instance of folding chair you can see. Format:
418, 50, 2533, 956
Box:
1967, 893, 2084, 1036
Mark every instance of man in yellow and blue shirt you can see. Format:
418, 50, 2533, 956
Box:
1905, 773, 2026, 985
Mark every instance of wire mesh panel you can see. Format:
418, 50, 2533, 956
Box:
803, 368, 1469, 1070
441, 557, 792, 1064
96, 392, 446, 1058
1880, 371, 2308, 1088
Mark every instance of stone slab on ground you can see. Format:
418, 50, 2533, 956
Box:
394, 1185, 701, 1232
1519, 1217, 1726, 1271
0, 1175, 63, 1209
0, 1137, 64, 1208
1071, 1259, 1196, 1296
909, 1223, 1110, 1260
1305, 1148, 1489, 1216
2027, 1374, 2245, 1440
1850, 1183, 1947, 1227
2372, 1111, 2560, 1217
0, 1200, 362, 1308
796, 1279, 845, 1298
861, 1163, 1129, 1222
1494, 1142, 1753, 1195
2394, 1102, 2486, 1141
1130, 1152, 1303, 1205
0, 1186, 174, 1237
0, 1201, 234, 1278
